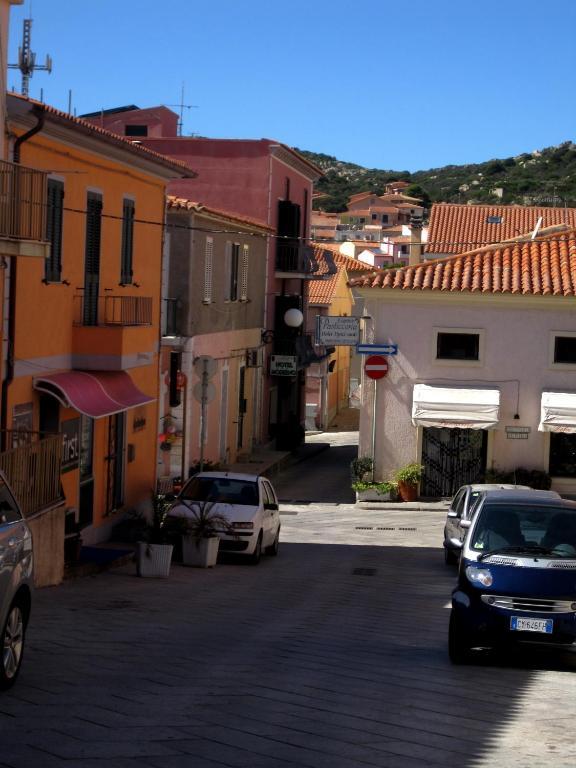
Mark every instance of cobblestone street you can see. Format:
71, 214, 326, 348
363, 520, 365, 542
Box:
1, 430, 576, 767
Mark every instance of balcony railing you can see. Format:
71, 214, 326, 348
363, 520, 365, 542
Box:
276, 242, 316, 273
74, 294, 153, 326
0, 432, 63, 518
0, 160, 48, 241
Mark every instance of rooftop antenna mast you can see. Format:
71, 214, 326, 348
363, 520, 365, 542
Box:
8, 16, 52, 98
166, 83, 198, 136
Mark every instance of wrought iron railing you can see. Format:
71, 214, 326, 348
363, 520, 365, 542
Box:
73, 294, 153, 326
0, 432, 63, 518
0, 160, 48, 241
276, 242, 315, 273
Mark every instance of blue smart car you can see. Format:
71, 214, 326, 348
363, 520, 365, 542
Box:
449, 489, 576, 663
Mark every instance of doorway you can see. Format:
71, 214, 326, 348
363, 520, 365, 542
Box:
421, 427, 488, 497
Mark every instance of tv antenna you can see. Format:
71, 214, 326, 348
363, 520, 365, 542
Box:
166, 83, 198, 136
8, 17, 52, 98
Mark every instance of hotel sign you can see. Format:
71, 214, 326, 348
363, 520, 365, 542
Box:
270, 355, 297, 376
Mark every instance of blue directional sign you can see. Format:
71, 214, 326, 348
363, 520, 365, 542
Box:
356, 343, 398, 355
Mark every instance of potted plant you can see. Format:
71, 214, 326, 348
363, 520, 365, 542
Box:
394, 463, 423, 502
352, 479, 397, 503
136, 492, 186, 578
170, 499, 231, 568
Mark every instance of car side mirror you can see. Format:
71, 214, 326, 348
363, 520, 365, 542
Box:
447, 510, 459, 518
460, 519, 472, 529
449, 537, 463, 549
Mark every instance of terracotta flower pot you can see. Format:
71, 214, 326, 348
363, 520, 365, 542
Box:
398, 481, 418, 502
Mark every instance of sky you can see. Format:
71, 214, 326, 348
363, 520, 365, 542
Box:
6, 0, 576, 173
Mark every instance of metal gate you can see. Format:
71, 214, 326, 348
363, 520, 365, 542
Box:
421, 428, 487, 498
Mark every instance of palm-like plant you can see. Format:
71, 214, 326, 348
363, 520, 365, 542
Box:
175, 499, 232, 545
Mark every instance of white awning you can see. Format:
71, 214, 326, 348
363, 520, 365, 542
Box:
539, 392, 576, 433
412, 384, 500, 430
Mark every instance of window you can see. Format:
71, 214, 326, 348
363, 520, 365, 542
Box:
203, 237, 213, 303
549, 434, 576, 476
225, 242, 240, 301
239, 244, 249, 301
120, 198, 134, 285
382, 214, 389, 223
83, 192, 103, 326
486, 215, 503, 224
45, 179, 64, 282
400, 245, 408, 254
436, 331, 480, 361
371, 213, 378, 221
125, 125, 148, 137
554, 336, 576, 365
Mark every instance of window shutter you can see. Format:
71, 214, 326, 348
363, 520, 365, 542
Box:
203, 237, 213, 303
120, 198, 135, 284
240, 244, 249, 301
230, 243, 239, 302
45, 179, 64, 282
224, 241, 232, 300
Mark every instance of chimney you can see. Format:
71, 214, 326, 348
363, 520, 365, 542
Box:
409, 214, 423, 265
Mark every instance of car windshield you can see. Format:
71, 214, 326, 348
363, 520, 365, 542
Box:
181, 477, 259, 506
471, 504, 576, 558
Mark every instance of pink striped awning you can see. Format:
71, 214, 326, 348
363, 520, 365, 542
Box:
34, 371, 155, 419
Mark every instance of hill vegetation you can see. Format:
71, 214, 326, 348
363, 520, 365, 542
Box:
298, 143, 576, 213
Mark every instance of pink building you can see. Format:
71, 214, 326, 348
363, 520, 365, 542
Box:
82, 105, 324, 449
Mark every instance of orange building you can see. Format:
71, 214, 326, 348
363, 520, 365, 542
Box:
4, 94, 190, 582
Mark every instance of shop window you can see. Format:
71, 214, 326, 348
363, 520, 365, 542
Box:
549, 433, 576, 476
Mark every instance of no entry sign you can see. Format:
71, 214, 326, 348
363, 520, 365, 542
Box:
365, 354, 388, 380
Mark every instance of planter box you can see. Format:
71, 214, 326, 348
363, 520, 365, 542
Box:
136, 542, 173, 578
182, 535, 219, 568
355, 489, 392, 502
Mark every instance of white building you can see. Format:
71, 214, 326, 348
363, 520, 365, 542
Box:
350, 230, 576, 497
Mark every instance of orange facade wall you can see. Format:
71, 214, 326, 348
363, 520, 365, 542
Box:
8, 130, 168, 537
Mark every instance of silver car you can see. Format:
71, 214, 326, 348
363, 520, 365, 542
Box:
443, 484, 532, 565
0, 472, 33, 689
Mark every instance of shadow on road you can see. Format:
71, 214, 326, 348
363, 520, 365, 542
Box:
10, 542, 572, 766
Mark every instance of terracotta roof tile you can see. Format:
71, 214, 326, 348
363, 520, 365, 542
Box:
349, 230, 576, 298
426, 203, 576, 254
166, 195, 272, 231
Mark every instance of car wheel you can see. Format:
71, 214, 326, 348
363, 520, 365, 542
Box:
444, 547, 458, 566
266, 529, 280, 557
248, 532, 263, 565
0, 600, 25, 690
448, 610, 473, 665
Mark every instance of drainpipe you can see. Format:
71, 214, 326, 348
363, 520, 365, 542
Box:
1, 106, 45, 450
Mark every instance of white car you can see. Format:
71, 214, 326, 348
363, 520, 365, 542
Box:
170, 472, 281, 564
0, 471, 33, 689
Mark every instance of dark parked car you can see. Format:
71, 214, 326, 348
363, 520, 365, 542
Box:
0, 472, 33, 689
449, 489, 576, 663
443, 484, 531, 564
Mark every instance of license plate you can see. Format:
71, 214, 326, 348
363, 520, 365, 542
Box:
510, 616, 553, 634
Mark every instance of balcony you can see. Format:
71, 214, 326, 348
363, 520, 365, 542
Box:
0, 432, 63, 518
0, 160, 50, 258
275, 242, 318, 277
72, 294, 156, 371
